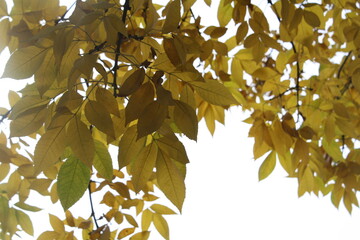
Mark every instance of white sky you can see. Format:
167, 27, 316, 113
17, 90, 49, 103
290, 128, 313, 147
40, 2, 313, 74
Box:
1, 0, 360, 239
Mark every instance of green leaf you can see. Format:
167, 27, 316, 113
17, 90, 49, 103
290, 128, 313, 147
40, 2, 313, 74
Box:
15, 209, 34, 236
57, 155, 91, 210
14, 202, 42, 212
258, 151, 276, 181
2, 46, 48, 79
93, 140, 113, 181
132, 142, 158, 193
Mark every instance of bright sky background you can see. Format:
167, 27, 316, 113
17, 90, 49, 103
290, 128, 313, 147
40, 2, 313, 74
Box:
1, 0, 360, 239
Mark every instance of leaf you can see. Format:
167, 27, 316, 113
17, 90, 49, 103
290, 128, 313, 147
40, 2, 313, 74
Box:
162, 0, 180, 34
132, 142, 158, 193
252, 67, 280, 80
124, 214, 139, 227
2, 46, 48, 79
217, 0, 233, 27
129, 231, 150, 240
118, 227, 136, 239
156, 148, 185, 211
190, 80, 238, 106
10, 105, 47, 137
93, 140, 113, 181
33, 126, 67, 175
84, 100, 115, 139
303, 10, 320, 28
236, 22, 248, 44
137, 101, 168, 139
15, 209, 33, 236
258, 151, 276, 181
49, 214, 64, 233
57, 155, 91, 210
150, 204, 176, 215
14, 202, 41, 212
118, 68, 146, 97
153, 213, 169, 240
67, 116, 94, 168
173, 100, 198, 140
118, 125, 146, 169
141, 209, 153, 231
156, 137, 189, 164
125, 82, 155, 125
34, 51, 57, 96
96, 88, 120, 117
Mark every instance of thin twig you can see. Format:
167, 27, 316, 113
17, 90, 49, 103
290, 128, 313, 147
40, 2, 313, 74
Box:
337, 50, 352, 79
88, 182, 99, 229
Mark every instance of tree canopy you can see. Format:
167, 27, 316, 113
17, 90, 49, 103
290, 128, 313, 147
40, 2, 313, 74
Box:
0, 0, 359, 239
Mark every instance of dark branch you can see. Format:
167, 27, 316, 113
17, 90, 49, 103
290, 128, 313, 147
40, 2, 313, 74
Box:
0, 109, 11, 124
337, 50, 352, 79
88, 182, 99, 229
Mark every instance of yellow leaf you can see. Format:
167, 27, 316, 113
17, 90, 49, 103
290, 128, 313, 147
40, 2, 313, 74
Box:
156, 137, 189, 164
156, 148, 185, 211
118, 125, 147, 169
0, 163, 10, 182
141, 209, 153, 231
132, 142, 158, 192
298, 167, 314, 197
162, 0, 180, 34
125, 82, 155, 125
93, 140, 113, 181
2, 46, 48, 79
153, 213, 169, 240
37, 231, 60, 240
8, 95, 50, 120
236, 22, 248, 44
6, 171, 21, 199
67, 116, 94, 168
204, 0, 211, 7
303, 10, 320, 28
34, 51, 57, 96
15, 209, 33, 236
217, 0, 233, 27
118, 68, 145, 97
190, 79, 238, 106
118, 227, 136, 239
96, 88, 120, 117
137, 101, 168, 139
180, 84, 196, 109
10, 105, 47, 137
258, 151, 276, 181
33, 127, 67, 175
204, 26, 227, 39
150, 204, 176, 215
124, 214, 139, 228
53, 28, 74, 71
173, 100, 198, 141
49, 214, 65, 233
252, 67, 280, 80
163, 37, 186, 67
85, 100, 115, 140
0, 18, 10, 54
322, 138, 344, 162
129, 231, 150, 240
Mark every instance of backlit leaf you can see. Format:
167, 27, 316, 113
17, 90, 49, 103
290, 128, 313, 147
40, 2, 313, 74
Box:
93, 140, 113, 181
118, 68, 145, 97
141, 209, 153, 231
2, 46, 48, 80
57, 155, 91, 210
137, 101, 168, 139
162, 0, 180, 34
67, 116, 94, 168
15, 209, 33, 236
118, 125, 146, 169
173, 100, 198, 140
156, 148, 185, 211
258, 151, 276, 181
153, 213, 169, 240
85, 100, 115, 139
150, 204, 176, 215
190, 80, 238, 106
132, 142, 158, 193
129, 231, 150, 240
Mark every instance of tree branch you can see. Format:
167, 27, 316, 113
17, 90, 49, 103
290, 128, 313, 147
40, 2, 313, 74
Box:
112, 0, 131, 97
337, 50, 352, 79
88, 182, 99, 229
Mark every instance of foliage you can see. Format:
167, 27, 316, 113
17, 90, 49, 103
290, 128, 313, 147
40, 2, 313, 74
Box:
0, 0, 359, 239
